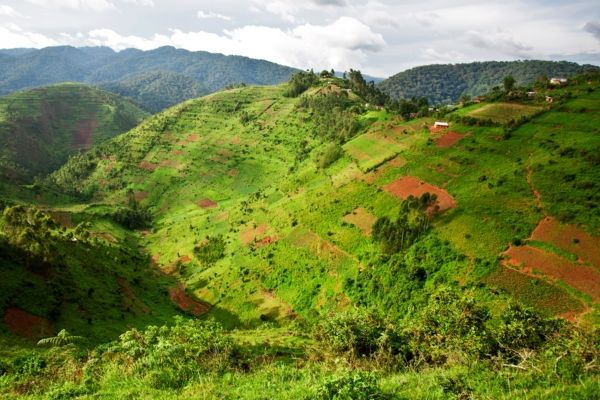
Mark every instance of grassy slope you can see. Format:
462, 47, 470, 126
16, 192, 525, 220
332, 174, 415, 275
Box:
43, 77, 600, 325
0, 83, 149, 180
1, 76, 599, 398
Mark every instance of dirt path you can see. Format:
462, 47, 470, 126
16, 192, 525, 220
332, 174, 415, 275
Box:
526, 164, 544, 213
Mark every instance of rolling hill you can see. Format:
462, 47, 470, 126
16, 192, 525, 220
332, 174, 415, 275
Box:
379, 60, 599, 104
0, 46, 299, 111
0, 72, 598, 398
0, 83, 149, 182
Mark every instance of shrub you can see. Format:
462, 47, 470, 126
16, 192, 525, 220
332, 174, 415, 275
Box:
316, 309, 407, 360
194, 235, 226, 265
318, 143, 343, 169
313, 371, 385, 400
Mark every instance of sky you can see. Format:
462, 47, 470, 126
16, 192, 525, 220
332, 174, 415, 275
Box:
0, 0, 598, 77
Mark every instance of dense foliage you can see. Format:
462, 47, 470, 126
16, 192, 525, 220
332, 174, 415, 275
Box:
100, 71, 207, 113
379, 60, 598, 104
0, 46, 298, 110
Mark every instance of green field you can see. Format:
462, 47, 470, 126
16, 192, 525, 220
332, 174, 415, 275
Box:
454, 102, 543, 123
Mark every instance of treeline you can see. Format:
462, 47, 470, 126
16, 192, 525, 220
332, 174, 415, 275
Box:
379, 60, 599, 104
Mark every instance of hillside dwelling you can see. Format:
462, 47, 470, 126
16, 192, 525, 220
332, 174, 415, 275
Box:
434, 121, 449, 129
546, 96, 554, 103
550, 77, 568, 86
473, 96, 484, 103
527, 91, 537, 97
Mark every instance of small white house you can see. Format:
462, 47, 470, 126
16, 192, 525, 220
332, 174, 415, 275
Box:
434, 121, 449, 128
550, 77, 568, 86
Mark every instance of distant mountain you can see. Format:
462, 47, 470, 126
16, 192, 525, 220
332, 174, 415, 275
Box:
0, 46, 299, 111
378, 60, 599, 104
100, 71, 207, 113
0, 83, 148, 181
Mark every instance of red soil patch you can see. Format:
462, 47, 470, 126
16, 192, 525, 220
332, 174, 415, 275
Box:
217, 148, 232, 157
383, 176, 456, 211
134, 191, 148, 202
429, 125, 448, 134
72, 119, 98, 150
231, 136, 241, 145
169, 284, 210, 316
343, 208, 377, 236
186, 133, 199, 142
531, 217, 600, 268
171, 150, 185, 156
255, 236, 278, 248
240, 223, 269, 245
289, 229, 351, 264
179, 255, 191, 263
505, 245, 600, 301
4, 307, 53, 339
228, 168, 238, 177
150, 253, 161, 267
436, 131, 465, 148
139, 161, 158, 171
197, 198, 218, 209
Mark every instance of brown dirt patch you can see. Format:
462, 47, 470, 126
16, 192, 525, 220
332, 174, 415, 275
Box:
505, 245, 600, 301
171, 149, 185, 156
361, 157, 406, 185
217, 148, 232, 157
169, 284, 210, 316
197, 198, 218, 209
383, 176, 456, 211
72, 119, 98, 150
231, 136, 241, 145
289, 229, 351, 265
186, 133, 199, 142
134, 191, 148, 202
343, 208, 377, 236
91, 231, 117, 243
228, 168, 238, 177
436, 131, 465, 148
179, 255, 191, 263
429, 125, 448, 134
159, 159, 180, 168
531, 217, 600, 268
4, 307, 53, 339
240, 223, 269, 245
47, 211, 74, 228
139, 161, 158, 171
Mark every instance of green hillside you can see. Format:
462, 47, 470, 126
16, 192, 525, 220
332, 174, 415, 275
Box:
0, 72, 598, 398
100, 71, 208, 113
0, 83, 149, 182
379, 60, 599, 104
0, 46, 299, 111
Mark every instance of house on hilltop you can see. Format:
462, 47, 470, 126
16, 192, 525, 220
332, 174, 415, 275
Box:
434, 121, 449, 128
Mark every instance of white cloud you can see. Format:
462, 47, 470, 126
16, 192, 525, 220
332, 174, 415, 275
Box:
0, 23, 57, 48
197, 10, 231, 21
121, 0, 154, 6
81, 17, 385, 71
25, 0, 116, 12
0, 5, 26, 18
250, 0, 348, 22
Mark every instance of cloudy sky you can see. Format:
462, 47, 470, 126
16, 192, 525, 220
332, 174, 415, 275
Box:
0, 0, 598, 77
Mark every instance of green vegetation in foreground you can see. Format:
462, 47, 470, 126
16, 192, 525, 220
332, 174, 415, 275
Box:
0, 71, 599, 398
0, 83, 149, 182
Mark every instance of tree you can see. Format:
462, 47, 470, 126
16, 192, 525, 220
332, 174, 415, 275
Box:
37, 329, 85, 347
503, 75, 516, 92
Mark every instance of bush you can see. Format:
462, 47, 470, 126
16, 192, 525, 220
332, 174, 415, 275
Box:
313, 371, 385, 400
194, 235, 226, 265
316, 309, 406, 360
318, 143, 343, 169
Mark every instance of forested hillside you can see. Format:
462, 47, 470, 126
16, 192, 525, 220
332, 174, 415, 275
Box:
379, 60, 598, 104
0, 83, 148, 182
100, 71, 207, 113
0, 46, 298, 111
